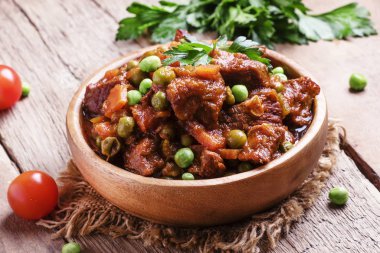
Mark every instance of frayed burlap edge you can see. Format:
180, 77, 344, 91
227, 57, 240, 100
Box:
37, 123, 343, 253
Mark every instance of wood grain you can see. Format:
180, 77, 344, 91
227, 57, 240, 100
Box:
0, 145, 64, 253
0, 0, 379, 251
275, 150, 380, 253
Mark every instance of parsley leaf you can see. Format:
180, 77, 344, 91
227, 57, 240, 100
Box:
163, 35, 271, 68
116, 1, 377, 47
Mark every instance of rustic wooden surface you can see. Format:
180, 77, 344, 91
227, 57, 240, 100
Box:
0, 0, 379, 252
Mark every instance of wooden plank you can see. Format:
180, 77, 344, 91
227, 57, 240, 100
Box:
275, 150, 380, 252
0, 144, 64, 253
0, 0, 379, 252
277, 0, 380, 173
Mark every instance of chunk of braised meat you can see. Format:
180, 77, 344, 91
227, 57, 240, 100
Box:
251, 88, 283, 125
188, 146, 226, 178
185, 121, 225, 151
161, 162, 183, 177
167, 65, 226, 128
281, 77, 320, 126
83, 80, 118, 117
223, 95, 264, 130
83, 68, 132, 118
222, 88, 282, 130
124, 137, 165, 176
131, 90, 171, 133
212, 50, 270, 87
238, 124, 286, 164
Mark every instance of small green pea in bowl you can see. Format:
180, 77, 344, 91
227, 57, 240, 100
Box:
67, 45, 328, 227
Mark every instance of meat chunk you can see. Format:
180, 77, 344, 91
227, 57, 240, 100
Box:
212, 50, 270, 87
223, 88, 282, 130
124, 137, 165, 176
131, 90, 171, 132
224, 95, 264, 130
251, 88, 283, 125
185, 121, 226, 151
281, 77, 320, 126
238, 124, 285, 164
188, 146, 226, 178
167, 66, 226, 128
83, 80, 118, 117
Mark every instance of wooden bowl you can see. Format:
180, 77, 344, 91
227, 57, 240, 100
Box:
66, 46, 328, 227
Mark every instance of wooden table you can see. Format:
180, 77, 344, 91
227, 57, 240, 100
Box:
0, 0, 379, 252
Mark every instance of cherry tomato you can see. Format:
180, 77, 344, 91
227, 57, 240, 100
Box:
0, 65, 22, 110
7, 170, 58, 220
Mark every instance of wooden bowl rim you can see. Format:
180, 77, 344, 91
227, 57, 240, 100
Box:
67, 45, 327, 188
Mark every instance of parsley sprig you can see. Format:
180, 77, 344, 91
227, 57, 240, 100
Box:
162, 35, 271, 68
116, 1, 377, 48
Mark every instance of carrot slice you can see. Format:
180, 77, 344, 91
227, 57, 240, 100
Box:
102, 84, 128, 118
94, 122, 116, 139
90, 116, 105, 124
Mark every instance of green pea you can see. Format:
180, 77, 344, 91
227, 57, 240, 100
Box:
349, 73, 367, 91
139, 56, 162, 72
62, 242, 81, 253
126, 60, 139, 71
281, 141, 294, 152
160, 124, 175, 139
329, 186, 349, 205
151, 91, 168, 110
174, 148, 194, 168
152, 67, 176, 86
238, 162, 253, 172
95, 136, 102, 148
226, 129, 247, 149
231, 85, 248, 103
117, 116, 135, 138
182, 172, 195, 180
274, 81, 284, 93
22, 82, 31, 97
127, 90, 142, 105
180, 134, 193, 147
101, 137, 121, 157
272, 67, 284, 74
139, 78, 153, 94
127, 68, 147, 86
225, 86, 235, 105
275, 73, 288, 81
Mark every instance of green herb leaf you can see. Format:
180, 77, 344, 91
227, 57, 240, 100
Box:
227, 37, 271, 67
117, 1, 377, 47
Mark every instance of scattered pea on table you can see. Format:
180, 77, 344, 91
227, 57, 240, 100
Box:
21, 82, 31, 97
349, 73, 367, 91
62, 242, 81, 253
329, 186, 349, 205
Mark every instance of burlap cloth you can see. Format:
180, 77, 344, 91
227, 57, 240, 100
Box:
37, 123, 343, 253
